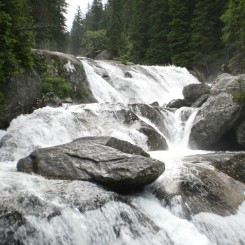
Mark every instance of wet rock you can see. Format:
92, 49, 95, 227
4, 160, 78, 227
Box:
235, 119, 245, 148
139, 126, 168, 151
34, 49, 96, 104
0, 69, 42, 129
85, 50, 102, 59
186, 152, 245, 184
182, 83, 210, 102
150, 152, 245, 218
191, 94, 209, 108
43, 92, 62, 108
17, 137, 164, 191
72, 136, 150, 157
102, 73, 110, 80
95, 50, 113, 60
166, 99, 190, 109
0, 178, 166, 244
0, 209, 26, 245
125, 72, 133, 78
150, 101, 159, 107
189, 74, 244, 150
130, 103, 167, 133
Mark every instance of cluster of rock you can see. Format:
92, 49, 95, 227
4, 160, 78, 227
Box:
167, 73, 245, 150
189, 74, 245, 150
166, 83, 211, 109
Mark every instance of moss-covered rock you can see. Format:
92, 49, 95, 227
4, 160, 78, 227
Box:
0, 50, 97, 129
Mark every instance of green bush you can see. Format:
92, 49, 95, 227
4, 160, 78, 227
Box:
42, 76, 72, 98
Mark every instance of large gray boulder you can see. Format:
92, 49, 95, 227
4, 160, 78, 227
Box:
182, 83, 211, 102
189, 74, 244, 149
17, 137, 164, 191
186, 152, 245, 184
95, 50, 113, 60
33, 49, 96, 104
150, 152, 245, 218
0, 50, 97, 129
0, 69, 41, 129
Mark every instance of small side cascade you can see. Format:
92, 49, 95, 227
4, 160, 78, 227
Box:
163, 107, 199, 151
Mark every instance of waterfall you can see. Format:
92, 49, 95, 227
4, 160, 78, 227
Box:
81, 58, 199, 105
1, 60, 245, 245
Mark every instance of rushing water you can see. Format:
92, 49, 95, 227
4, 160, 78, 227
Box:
0, 60, 245, 245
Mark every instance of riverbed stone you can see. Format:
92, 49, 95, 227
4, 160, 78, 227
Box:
150, 152, 245, 218
189, 73, 244, 150
182, 83, 210, 102
17, 137, 164, 191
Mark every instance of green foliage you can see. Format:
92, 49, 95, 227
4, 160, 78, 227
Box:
77, 83, 90, 99
233, 79, 245, 103
83, 29, 108, 53
42, 76, 72, 98
106, 0, 124, 57
190, 0, 226, 72
127, 0, 150, 63
167, 0, 194, 67
69, 7, 85, 55
0, 0, 34, 84
221, 0, 245, 73
145, 0, 170, 64
85, 0, 104, 31
29, 0, 68, 51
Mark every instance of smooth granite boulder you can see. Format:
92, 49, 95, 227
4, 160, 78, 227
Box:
17, 137, 164, 191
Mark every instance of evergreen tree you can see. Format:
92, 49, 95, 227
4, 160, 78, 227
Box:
69, 7, 84, 55
221, 0, 245, 73
107, 0, 124, 57
190, 0, 227, 73
167, 0, 194, 67
0, 0, 34, 82
29, 0, 68, 51
85, 0, 103, 31
0, 0, 34, 109
129, 0, 150, 63
145, 0, 170, 64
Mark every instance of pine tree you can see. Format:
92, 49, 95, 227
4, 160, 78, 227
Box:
29, 0, 68, 51
107, 0, 124, 57
85, 0, 103, 31
190, 0, 227, 73
69, 7, 84, 55
129, 0, 150, 63
0, 0, 34, 82
0, 0, 35, 109
145, 0, 170, 64
221, 0, 245, 73
167, 0, 194, 67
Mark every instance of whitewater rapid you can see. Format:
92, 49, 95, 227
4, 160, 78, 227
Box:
0, 60, 245, 244
81, 59, 199, 105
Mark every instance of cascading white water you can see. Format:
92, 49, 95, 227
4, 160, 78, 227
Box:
0, 60, 245, 245
81, 59, 199, 105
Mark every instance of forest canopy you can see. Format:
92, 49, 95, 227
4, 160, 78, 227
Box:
0, 0, 245, 87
